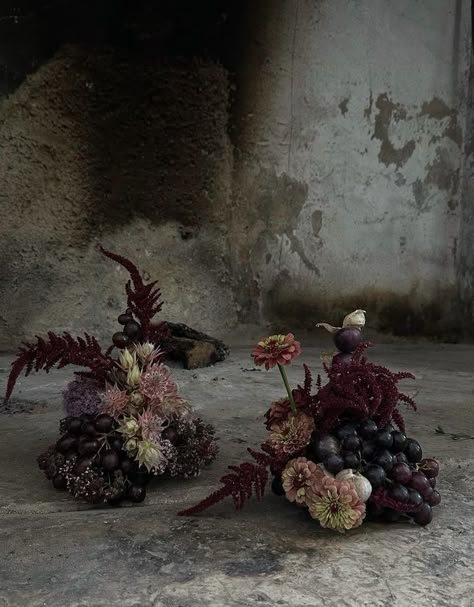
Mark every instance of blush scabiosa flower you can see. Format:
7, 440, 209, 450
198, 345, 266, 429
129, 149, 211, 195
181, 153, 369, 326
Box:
265, 412, 315, 457
307, 476, 366, 533
281, 457, 325, 504
252, 334, 301, 370
139, 363, 178, 408
100, 384, 130, 417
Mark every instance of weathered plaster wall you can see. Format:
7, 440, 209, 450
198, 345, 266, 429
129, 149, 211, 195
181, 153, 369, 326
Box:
0, 0, 472, 348
231, 0, 473, 337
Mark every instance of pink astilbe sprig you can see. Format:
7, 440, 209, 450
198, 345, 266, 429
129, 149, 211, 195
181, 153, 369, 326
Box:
99, 247, 170, 344
4, 332, 115, 403
316, 343, 416, 431
178, 460, 268, 516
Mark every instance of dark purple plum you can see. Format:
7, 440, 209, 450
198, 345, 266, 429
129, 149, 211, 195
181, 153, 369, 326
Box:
334, 328, 362, 353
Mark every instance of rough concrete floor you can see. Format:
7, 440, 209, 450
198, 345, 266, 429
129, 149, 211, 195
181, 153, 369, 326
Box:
0, 343, 473, 607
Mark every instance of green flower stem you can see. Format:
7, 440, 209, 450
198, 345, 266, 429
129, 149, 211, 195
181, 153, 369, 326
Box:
277, 363, 297, 416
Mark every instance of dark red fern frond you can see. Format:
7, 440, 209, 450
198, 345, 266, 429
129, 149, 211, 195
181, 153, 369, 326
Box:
369, 488, 422, 513
178, 461, 268, 516
247, 447, 272, 467
4, 332, 115, 403
99, 246, 170, 343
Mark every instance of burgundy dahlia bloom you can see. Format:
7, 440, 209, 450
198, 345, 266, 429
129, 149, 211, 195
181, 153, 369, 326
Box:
252, 334, 301, 369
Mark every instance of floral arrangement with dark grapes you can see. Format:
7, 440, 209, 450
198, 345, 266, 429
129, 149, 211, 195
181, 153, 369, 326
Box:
4, 247, 218, 506
179, 310, 440, 531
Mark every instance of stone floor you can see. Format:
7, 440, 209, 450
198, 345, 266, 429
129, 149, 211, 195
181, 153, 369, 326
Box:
0, 342, 473, 607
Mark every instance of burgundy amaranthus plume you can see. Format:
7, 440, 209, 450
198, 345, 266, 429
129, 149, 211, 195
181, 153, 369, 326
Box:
99, 247, 170, 344
178, 449, 270, 516
316, 343, 416, 432
4, 332, 114, 403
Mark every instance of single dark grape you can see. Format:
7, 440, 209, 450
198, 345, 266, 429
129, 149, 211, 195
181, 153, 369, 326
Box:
310, 433, 340, 462
102, 450, 120, 472
409, 471, 432, 498
118, 313, 132, 326
162, 427, 178, 445
404, 439, 423, 463
388, 484, 409, 503
358, 419, 378, 440
343, 452, 360, 469
383, 508, 401, 523
363, 464, 386, 489
53, 474, 67, 490
334, 327, 362, 353
375, 430, 393, 450
66, 417, 82, 435
383, 422, 396, 433
79, 439, 100, 456
56, 435, 78, 454
74, 456, 93, 475
95, 414, 114, 434
128, 486, 146, 503
112, 332, 129, 348
426, 490, 441, 507
413, 503, 433, 526
324, 453, 345, 474
343, 435, 361, 451
391, 431, 407, 453
81, 422, 97, 437
110, 436, 123, 451
407, 488, 423, 507
373, 450, 394, 472
271, 477, 285, 496
393, 452, 409, 465
418, 458, 439, 479
335, 423, 358, 441
390, 463, 412, 484
124, 320, 140, 339
429, 477, 437, 488
361, 441, 376, 461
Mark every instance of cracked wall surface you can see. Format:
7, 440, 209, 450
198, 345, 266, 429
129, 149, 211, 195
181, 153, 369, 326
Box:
0, 0, 472, 347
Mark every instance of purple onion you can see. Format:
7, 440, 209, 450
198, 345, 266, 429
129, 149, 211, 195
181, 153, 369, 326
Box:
334, 328, 362, 353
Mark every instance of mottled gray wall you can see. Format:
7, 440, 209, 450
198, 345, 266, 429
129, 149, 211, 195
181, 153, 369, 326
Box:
230, 0, 473, 338
0, 0, 472, 349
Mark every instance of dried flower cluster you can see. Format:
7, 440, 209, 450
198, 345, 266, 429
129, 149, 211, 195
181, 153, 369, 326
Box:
8, 248, 218, 507
180, 316, 441, 531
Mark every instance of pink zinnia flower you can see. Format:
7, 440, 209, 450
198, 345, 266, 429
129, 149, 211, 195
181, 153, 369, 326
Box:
306, 476, 366, 533
100, 384, 129, 417
252, 334, 301, 369
139, 363, 178, 408
281, 457, 325, 504
265, 412, 314, 457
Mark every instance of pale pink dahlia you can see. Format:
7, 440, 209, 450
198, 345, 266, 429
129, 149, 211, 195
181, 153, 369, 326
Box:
139, 363, 178, 408
252, 334, 301, 369
307, 476, 366, 533
281, 457, 325, 504
265, 412, 314, 457
100, 384, 130, 417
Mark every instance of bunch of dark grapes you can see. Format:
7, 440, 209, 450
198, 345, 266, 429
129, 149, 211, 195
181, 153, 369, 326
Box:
38, 413, 148, 506
112, 308, 142, 349
271, 417, 440, 526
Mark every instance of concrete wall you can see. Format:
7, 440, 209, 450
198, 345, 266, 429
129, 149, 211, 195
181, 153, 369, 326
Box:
231, 0, 473, 338
0, 0, 472, 349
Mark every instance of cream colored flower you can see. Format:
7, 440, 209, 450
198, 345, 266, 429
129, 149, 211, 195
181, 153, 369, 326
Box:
126, 365, 142, 387
119, 348, 136, 370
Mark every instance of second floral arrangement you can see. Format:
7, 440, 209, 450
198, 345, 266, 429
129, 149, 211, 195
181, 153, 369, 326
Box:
179, 311, 441, 532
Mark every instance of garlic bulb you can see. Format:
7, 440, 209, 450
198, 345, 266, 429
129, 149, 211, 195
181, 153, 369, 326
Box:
336, 469, 372, 502
342, 309, 366, 330
316, 309, 366, 333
